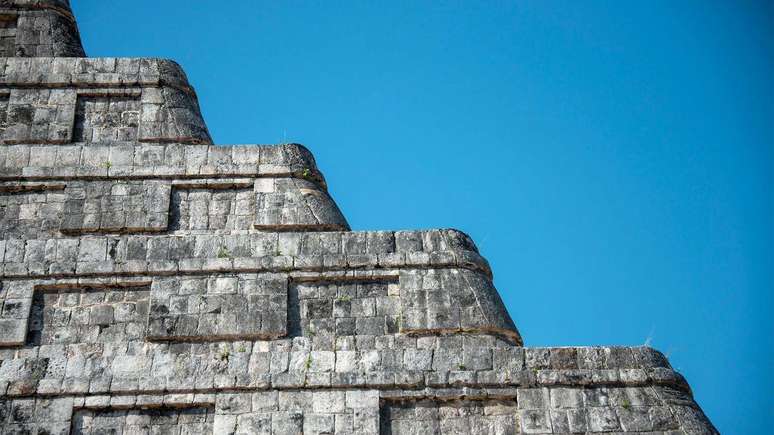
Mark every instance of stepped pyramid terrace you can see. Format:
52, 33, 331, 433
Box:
0, 1, 717, 434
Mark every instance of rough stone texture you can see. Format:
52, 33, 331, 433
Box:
170, 186, 255, 232
73, 94, 141, 142
0, 0, 85, 57
71, 406, 215, 435
26, 283, 150, 346
381, 399, 519, 434
0, 58, 211, 145
147, 274, 288, 342
60, 180, 171, 234
0, 3, 718, 435
255, 177, 350, 231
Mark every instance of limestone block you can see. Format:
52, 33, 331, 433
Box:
0, 280, 33, 346
0, 1, 84, 58
0, 88, 76, 144
0, 356, 49, 395
0, 184, 67, 240
60, 180, 171, 234
398, 268, 521, 344
169, 185, 255, 232
26, 284, 150, 346
215, 389, 379, 435
139, 86, 211, 144
0, 397, 73, 435
289, 278, 401, 347
0, 58, 212, 145
71, 406, 214, 435
381, 398, 519, 435
254, 178, 349, 231
72, 92, 141, 142
147, 273, 288, 341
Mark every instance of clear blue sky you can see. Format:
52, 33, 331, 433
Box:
74, 1, 772, 432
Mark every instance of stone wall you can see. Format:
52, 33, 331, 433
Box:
0, 0, 85, 57
147, 274, 288, 342
0, 1, 718, 433
0, 143, 319, 180
0, 142, 716, 435
60, 180, 171, 234
73, 94, 141, 142
381, 399, 519, 434
0, 14, 18, 57
0, 347, 712, 434
290, 278, 401, 341
27, 283, 150, 346
0, 143, 348, 238
0, 183, 66, 239
170, 186, 255, 232
71, 406, 215, 435
0, 59, 211, 144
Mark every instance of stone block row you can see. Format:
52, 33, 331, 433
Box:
0, 229, 489, 278
72, 92, 141, 142
0, 143, 319, 180
290, 278, 402, 344
1, 176, 347, 237
380, 387, 715, 434
0, 86, 209, 145
0, 387, 715, 434
0, 267, 518, 348
0, 325, 686, 397
170, 185, 256, 232
0, 57, 191, 90
216, 390, 379, 435
25, 283, 150, 346
0, 88, 75, 143
72, 405, 215, 435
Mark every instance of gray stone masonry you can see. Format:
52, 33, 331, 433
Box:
0, 0, 84, 57
0, 1, 718, 434
0, 58, 212, 145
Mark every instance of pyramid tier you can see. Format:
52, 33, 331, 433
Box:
0, 0, 84, 57
0, 57, 210, 145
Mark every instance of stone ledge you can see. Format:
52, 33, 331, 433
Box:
0, 252, 492, 280
0, 343, 686, 399
0, 229, 490, 279
1, 264, 519, 347
0, 58, 195, 92
0, 143, 321, 182
0, 386, 717, 435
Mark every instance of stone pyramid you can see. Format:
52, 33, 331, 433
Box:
0, 1, 717, 434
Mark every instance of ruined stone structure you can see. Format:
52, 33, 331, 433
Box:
0, 2, 718, 434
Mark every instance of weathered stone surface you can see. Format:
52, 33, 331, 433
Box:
0, 280, 32, 346
0, 0, 84, 58
254, 177, 349, 231
0, 58, 212, 144
147, 274, 287, 341
0, 3, 717, 434
381, 399, 519, 434
399, 268, 518, 341
59, 180, 171, 234
71, 406, 214, 435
